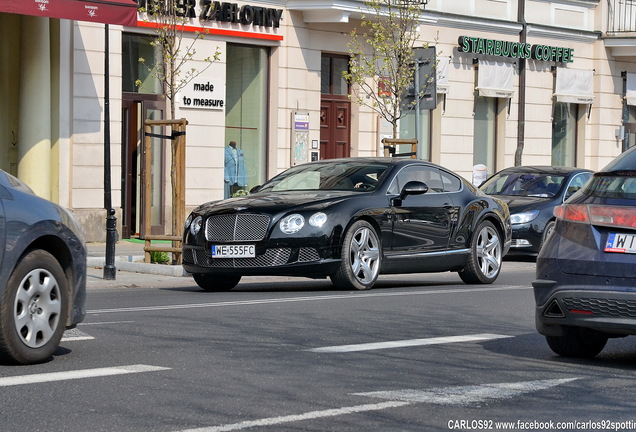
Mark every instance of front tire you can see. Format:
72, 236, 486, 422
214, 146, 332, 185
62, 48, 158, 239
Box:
459, 220, 502, 284
0, 250, 69, 365
331, 220, 381, 290
545, 326, 608, 358
193, 273, 241, 291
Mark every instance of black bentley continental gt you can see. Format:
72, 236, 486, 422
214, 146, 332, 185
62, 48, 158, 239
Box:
183, 158, 511, 291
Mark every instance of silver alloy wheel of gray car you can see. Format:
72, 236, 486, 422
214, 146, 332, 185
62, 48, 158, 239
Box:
459, 220, 502, 284
14, 268, 63, 348
331, 220, 381, 290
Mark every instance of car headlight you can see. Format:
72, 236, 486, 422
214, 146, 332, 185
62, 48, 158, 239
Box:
309, 212, 328, 227
184, 214, 193, 230
510, 210, 539, 225
190, 215, 203, 235
280, 214, 305, 234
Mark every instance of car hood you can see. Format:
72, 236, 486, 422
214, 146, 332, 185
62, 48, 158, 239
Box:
493, 195, 550, 212
195, 191, 357, 214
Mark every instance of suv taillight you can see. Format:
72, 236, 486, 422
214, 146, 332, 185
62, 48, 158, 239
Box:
554, 204, 636, 229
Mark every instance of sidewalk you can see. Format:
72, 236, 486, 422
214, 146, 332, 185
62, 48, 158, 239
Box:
86, 240, 187, 278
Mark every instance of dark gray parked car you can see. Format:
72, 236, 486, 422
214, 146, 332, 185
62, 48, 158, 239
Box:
534, 146, 636, 357
0, 169, 86, 364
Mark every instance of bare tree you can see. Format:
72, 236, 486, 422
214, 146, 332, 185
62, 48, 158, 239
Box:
344, 0, 429, 140
137, 0, 221, 119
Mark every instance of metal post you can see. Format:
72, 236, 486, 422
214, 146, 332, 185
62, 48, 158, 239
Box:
414, 59, 421, 159
103, 23, 117, 280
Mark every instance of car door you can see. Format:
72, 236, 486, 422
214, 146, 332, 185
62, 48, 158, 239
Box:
387, 165, 454, 257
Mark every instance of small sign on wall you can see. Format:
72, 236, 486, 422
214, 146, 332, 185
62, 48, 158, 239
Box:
179, 79, 225, 110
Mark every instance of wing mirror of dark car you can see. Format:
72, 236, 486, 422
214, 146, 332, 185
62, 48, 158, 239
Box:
249, 185, 261, 193
400, 181, 429, 200
392, 181, 429, 206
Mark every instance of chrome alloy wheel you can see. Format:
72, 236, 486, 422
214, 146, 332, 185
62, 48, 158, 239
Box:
14, 269, 62, 348
475, 225, 502, 280
348, 225, 380, 285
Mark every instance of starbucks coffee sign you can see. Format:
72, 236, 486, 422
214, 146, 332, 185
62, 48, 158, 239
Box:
458, 36, 574, 63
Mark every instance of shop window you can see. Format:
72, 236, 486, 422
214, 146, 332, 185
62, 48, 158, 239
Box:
122, 33, 162, 94
552, 102, 577, 166
225, 44, 268, 198
473, 96, 496, 172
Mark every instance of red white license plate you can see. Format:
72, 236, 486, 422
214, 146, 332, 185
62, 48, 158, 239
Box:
604, 233, 636, 254
211, 244, 255, 258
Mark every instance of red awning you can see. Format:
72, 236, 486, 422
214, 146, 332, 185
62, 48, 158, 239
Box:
0, 0, 138, 27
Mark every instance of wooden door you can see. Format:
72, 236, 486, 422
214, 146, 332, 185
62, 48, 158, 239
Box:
320, 99, 351, 159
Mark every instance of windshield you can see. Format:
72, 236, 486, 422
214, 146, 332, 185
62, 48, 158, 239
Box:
480, 172, 566, 198
258, 161, 391, 193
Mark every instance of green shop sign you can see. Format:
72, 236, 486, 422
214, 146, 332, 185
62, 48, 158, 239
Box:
458, 36, 574, 63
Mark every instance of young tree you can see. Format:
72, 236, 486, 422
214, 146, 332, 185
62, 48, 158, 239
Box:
137, 0, 221, 119
344, 0, 429, 141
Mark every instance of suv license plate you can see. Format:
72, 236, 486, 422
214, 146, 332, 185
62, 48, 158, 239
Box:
211, 245, 256, 258
604, 233, 636, 254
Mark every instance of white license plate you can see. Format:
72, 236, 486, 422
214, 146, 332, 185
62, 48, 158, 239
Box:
211, 244, 256, 258
604, 233, 636, 254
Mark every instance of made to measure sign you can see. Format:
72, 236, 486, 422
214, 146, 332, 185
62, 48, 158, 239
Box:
180, 79, 225, 110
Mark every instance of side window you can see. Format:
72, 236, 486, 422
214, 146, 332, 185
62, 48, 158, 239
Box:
440, 170, 462, 192
387, 166, 444, 194
565, 172, 591, 201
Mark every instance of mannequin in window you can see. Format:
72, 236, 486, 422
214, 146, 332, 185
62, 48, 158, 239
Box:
224, 140, 247, 198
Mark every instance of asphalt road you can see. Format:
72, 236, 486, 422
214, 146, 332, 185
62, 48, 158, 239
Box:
2, 260, 636, 432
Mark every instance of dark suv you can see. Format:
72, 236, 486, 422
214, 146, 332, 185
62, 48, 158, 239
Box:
0, 169, 86, 364
534, 146, 636, 357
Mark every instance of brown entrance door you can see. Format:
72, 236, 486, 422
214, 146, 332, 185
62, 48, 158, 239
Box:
320, 99, 351, 159
121, 94, 166, 238
320, 54, 351, 159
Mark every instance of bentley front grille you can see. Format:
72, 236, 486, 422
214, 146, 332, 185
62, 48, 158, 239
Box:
206, 214, 270, 242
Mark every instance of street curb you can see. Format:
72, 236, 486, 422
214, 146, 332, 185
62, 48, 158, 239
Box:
87, 256, 189, 277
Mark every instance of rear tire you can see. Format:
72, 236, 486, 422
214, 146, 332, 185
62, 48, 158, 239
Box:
459, 220, 502, 284
331, 220, 381, 290
193, 274, 241, 291
545, 326, 608, 358
0, 250, 69, 365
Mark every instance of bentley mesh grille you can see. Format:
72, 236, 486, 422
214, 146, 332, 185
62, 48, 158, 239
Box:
298, 247, 320, 262
206, 214, 270, 242
562, 297, 636, 318
184, 248, 291, 268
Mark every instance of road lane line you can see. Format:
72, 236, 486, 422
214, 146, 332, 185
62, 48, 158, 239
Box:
308, 333, 512, 353
88, 285, 529, 314
61, 328, 94, 342
177, 378, 579, 432
178, 401, 411, 432
0, 364, 170, 387
355, 378, 579, 406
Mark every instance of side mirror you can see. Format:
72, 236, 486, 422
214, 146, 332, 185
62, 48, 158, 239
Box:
249, 185, 262, 193
399, 181, 429, 201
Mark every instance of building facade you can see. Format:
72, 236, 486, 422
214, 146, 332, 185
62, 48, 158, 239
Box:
1, 0, 635, 241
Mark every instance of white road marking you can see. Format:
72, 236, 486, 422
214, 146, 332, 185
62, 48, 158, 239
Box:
354, 378, 580, 406
308, 333, 512, 353
180, 401, 411, 432
0, 364, 170, 387
61, 328, 94, 342
88, 285, 529, 314
177, 378, 579, 432
80, 321, 135, 325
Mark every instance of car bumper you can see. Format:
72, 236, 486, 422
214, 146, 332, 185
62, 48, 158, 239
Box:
182, 245, 342, 277
507, 223, 542, 255
533, 276, 636, 337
